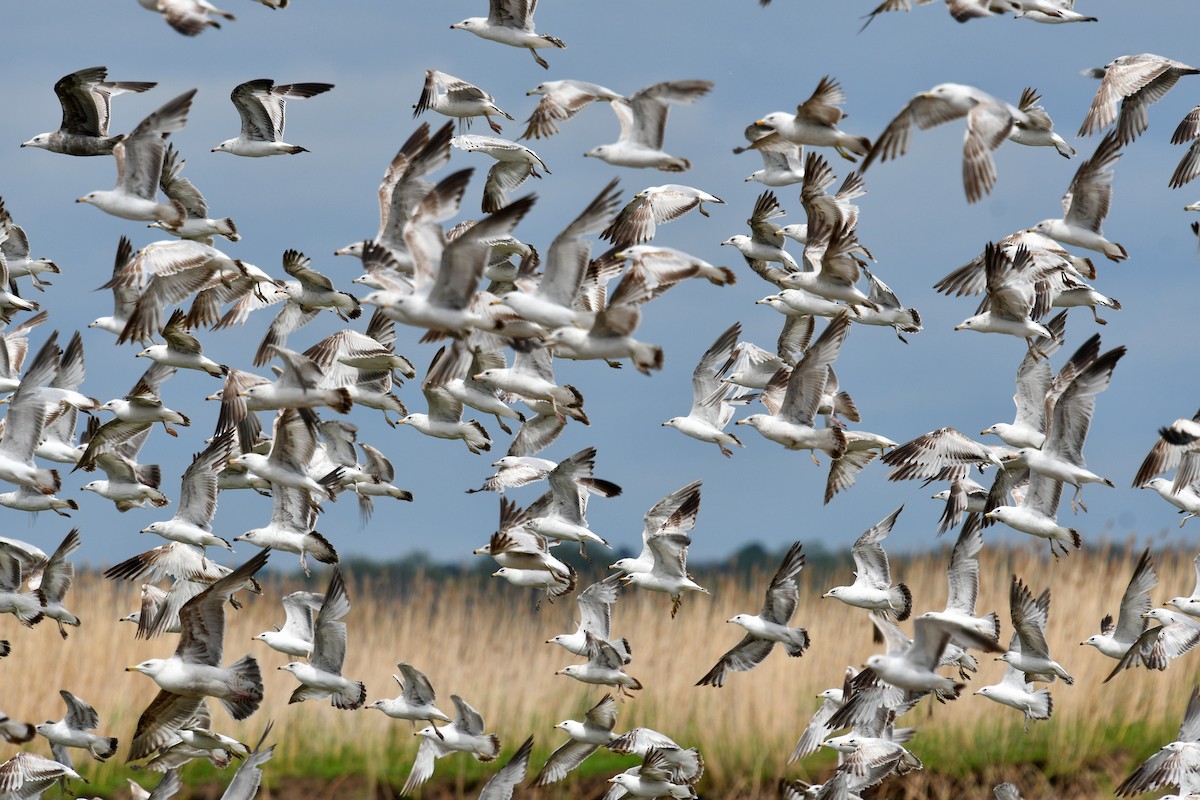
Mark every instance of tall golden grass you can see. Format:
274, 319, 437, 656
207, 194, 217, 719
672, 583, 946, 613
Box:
2, 540, 1199, 799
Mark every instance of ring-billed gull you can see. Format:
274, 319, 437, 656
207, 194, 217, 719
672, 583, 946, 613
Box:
662, 322, 748, 458
451, 0, 566, 70
149, 145, 239, 243
415, 70, 513, 135
546, 577, 631, 663
0, 752, 82, 798
212, 80, 334, 157
401, 695, 501, 795
736, 124, 805, 186
36, 529, 81, 638
521, 447, 615, 558
953, 244, 1051, 352
1032, 132, 1127, 260
557, 631, 642, 698
621, 533, 708, 618
822, 507, 911, 621
611, 481, 701, 576
1104, 609, 1200, 683
139, 432, 235, 551
865, 616, 1001, 696
452, 135, 548, 213
917, 516, 1000, 647
253, 590, 323, 658
476, 499, 571, 580
749, 76, 870, 162
0, 710, 34, 743
788, 667, 855, 763
1167, 554, 1200, 618
125, 551, 269, 761
521, 80, 622, 140
583, 81, 714, 172
77, 91, 195, 225
720, 192, 800, 273
278, 568, 365, 710
1004, 577, 1073, 683
601, 185, 724, 247
136, 0, 236, 36
1079, 54, 1200, 144
606, 748, 704, 800
21, 66, 155, 156
696, 541, 810, 687
1115, 686, 1200, 797
35, 690, 118, 770
533, 695, 618, 786
367, 663, 452, 732
975, 635, 1053, 727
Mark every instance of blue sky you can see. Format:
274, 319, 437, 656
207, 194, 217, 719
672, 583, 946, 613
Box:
1, 0, 1198, 568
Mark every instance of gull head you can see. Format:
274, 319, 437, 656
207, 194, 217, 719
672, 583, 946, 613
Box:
974, 686, 992, 697
822, 588, 840, 599
1031, 220, 1056, 235
211, 140, 237, 154
450, 18, 481, 30
736, 414, 765, 429
1081, 634, 1103, 648
365, 701, 384, 712
234, 532, 257, 543
556, 665, 582, 679
728, 614, 750, 625
583, 145, 609, 160
931, 489, 950, 501
662, 418, 679, 428
863, 655, 885, 672
82, 481, 104, 494
982, 509, 1005, 523
1167, 597, 1197, 613
278, 662, 302, 673
76, 192, 100, 206
126, 659, 165, 676
817, 688, 842, 701
954, 316, 981, 331
140, 523, 164, 536
755, 113, 788, 131
21, 134, 52, 150
1144, 609, 1173, 625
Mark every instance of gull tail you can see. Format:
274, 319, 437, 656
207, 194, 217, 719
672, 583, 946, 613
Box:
217, 218, 240, 241
305, 532, 340, 565
1030, 688, 1052, 721
782, 626, 811, 657
890, 583, 912, 622
708, 266, 737, 286
331, 680, 366, 710
476, 734, 501, 762
328, 388, 353, 415
96, 737, 119, 761
219, 655, 264, 720
15, 591, 45, 627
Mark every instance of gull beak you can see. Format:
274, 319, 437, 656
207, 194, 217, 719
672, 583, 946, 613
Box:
753, 119, 769, 127
661, 421, 670, 426
396, 419, 407, 425
210, 147, 220, 153
821, 591, 831, 598
980, 429, 991, 436
276, 666, 285, 671
953, 324, 966, 331
735, 419, 747, 425
555, 669, 566, 676
75, 197, 86, 203
491, 570, 502, 577
125, 666, 138, 672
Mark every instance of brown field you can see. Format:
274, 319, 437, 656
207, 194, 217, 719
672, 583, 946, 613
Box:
2, 540, 1199, 799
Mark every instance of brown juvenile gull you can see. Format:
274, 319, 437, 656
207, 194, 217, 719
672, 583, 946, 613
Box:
748, 76, 871, 162
1079, 54, 1200, 144
521, 80, 622, 140
22, 66, 156, 156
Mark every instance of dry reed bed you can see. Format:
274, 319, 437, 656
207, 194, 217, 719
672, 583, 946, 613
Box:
2, 541, 1199, 799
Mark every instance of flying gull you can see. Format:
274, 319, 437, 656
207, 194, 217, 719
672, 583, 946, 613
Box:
450, 0, 566, 70
583, 80, 714, 172
21, 66, 156, 156
212, 79, 334, 157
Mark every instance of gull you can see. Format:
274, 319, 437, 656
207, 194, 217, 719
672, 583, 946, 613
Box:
0, 753, 83, 799
1105, 609, 1200, 683
214, 724, 275, 800
451, 0, 566, 69
534, 695, 619, 786
782, 219, 876, 310
86, 239, 146, 339
980, 313, 1067, 449
737, 123, 805, 186
601, 185, 724, 248
149, 145, 239, 242
367, 663, 452, 731
788, 667, 856, 763
750, 76, 871, 163
953, 243, 1051, 350
401, 695, 500, 795
521, 80, 622, 140
862, 84, 1070, 203
0, 201, 59, 289
362, 189, 535, 336
932, 476, 990, 535
492, 564, 577, 605
697, 541, 810, 687
212, 79, 334, 156
80, 364, 188, 471
883, 427, 1004, 484
1169, 554, 1200, 618
36, 529, 81, 638
414, 70, 513, 134
35, 690, 118, 770
621, 532, 708, 618
918, 517, 1000, 647
1079, 54, 1200, 144
606, 748, 701, 800
138, 309, 228, 378
334, 120, 454, 268
232, 483, 339, 578
662, 322, 747, 458
1145, 478, 1200, 527
994, 343, 1124, 513
983, 469, 1080, 557
0, 711, 34, 744
1116, 686, 1200, 797
496, 179, 620, 329
140, 432, 236, 551
720, 191, 800, 273
735, 313, 851, 460
470, 455, 555, 493
1171, 106, 1200, 189
541, 271, 664, 374
136, 0, 237, 35
557, 631, 642, 697
1133, 410, 1200, 494
76, 90, 195, 225
1015, 1, 1097, 23
611, 480, 701, 576
403, 352, 492, 454
474, 736, 533, 800
936, 227, 1097, 301
1004, 577, 1073, 683
227, 408, 341, 501
254, 590, 322, 658
522, 447, 614, 557
974, 634, 1053, 727
0, 333, 62, 495
471, 343, 585, 422
1082, 548, 1157, 659
452, 135, 548, 213
125, 551, 269, 762
424, 341, 522, 436
278, 568, 365, 710
349, 442, 414, 520
822, 507, 911, 621
22, 66, 156, 156
584, 80, 713, 172
475, 499, 572, 580
611, 245, 736, 287
546, 577, 631, 663
865, 616, 1001, 695
234, 346, 353, 417
852, 267, 922, 342
1032, 132, 1127, 261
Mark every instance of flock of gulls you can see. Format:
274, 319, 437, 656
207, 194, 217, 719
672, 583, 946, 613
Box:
3, 1, 1200, 800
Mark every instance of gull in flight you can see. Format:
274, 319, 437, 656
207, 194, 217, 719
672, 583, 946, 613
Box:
450, 0, 566, 70
21, 66, 155, 156
212, 79, 334, 157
